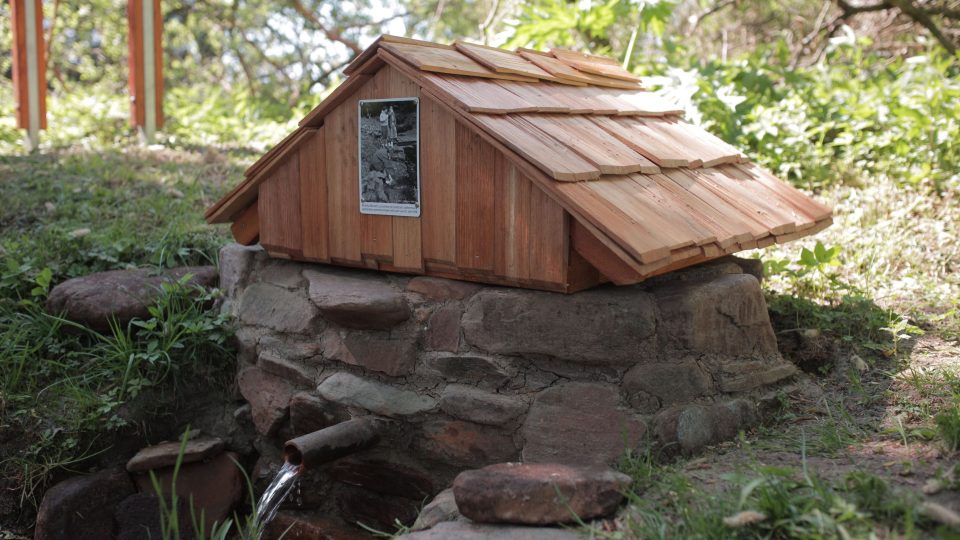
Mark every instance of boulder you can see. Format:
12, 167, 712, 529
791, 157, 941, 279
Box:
35, 467, 135, 540
305, 269, 410, 330
45, 266, 217, 332
126, 437, 224, 472
452, 462, 631, 525
654, 399, 758, 454
317, 372, 436, 416
522, 382, 645, 466
115, 493, 194, 540
218, 243, 264, 297
258, 350, 318, 388
397, 520, 581, 540
238, 283, 320, 334
238, 367, 297, 436
406, 277, 481, 301
655, 273, 778, 357
440, 385, 526, 426
462, 287, 657, 365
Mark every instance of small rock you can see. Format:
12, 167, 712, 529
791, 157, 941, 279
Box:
716, 359, 797, 393
44, 201, 56, 212
452, 462, 631, 525
424, 304, 462, 352
522, 382, 645, 465
418, 420, 518, 467
396, 519, 582, 539
419, 354, 512, 389
406, 277, 481, 300
258, 350, 317, 387
34, 468, 136, 540
322, 328, 418, 376
622, 359, 714, 406
219, 243, 264, 297
264, 511, 368, 540
126, 437, 224, 472
328, 459, 433, 500
69, 228, 91, 238
851, 354, 869, 373
131, 452, 243, 535
238, 367, 296, 436
45, 266, 218, 333
238, 283, 320, 334
440, 385, 526, 426
305, 269, 411, 330
288, 391, 349, 437
317, 372, 436, 417
412, 488, 461, 531
923, 478, 945, 495
777, 329, 839, 373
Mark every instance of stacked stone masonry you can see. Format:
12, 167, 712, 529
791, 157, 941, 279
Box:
222, 243, 796, 533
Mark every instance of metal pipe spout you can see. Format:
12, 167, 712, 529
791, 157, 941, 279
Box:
283, 417, 381, 470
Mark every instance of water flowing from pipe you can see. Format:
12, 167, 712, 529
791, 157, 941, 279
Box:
255, 461, 301, 536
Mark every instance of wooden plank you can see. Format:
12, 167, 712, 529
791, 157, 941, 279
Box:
527, 179, 567, 284
11, 0, 27, 128
606, 90, 685, 116
455, 122, 496, 271
325, 93, 362, 262
421, 73, 538, 113
661, 168, 770, 240
550, 48, 642, 82
494, 154, 530, 280
454, 41, 559, 81
493, 81, 571, 113
344, 35, 451, 76
647, 173, 754, 248
258, 156, 302, 255
230, 202, 259, 246
565, 242, 604, 292
358, 68, 397, 260
382, 42, 538, 83
622, 174, 719, 246
299, 127, 329, 261
686, 167, 798, 236
420, 96, 458, 265
733, 163, 832, 222
586, 178, 698, 251
207, 128, 314, 223
590, 116, 692, 168
719, 164, 816, 230
516, 49, 595, 85
634, 118, 739, 167
571, 219, 643, 285
392, 217, 423, 270
472, 115, 601, 181
775, 217, 833, 244
521, 114, 659, 174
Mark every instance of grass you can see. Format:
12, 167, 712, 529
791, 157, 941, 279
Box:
0, 148, 245, 525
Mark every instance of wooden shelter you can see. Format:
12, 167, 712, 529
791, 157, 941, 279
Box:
206, 36, 832, 293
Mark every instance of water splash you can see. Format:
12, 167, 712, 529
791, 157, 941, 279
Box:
255, 461, 302, 535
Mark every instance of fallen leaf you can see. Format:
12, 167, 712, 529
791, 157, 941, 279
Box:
723, 510, 767, 528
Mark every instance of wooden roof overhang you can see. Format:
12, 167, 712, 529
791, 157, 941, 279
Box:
206, 35, 832, 284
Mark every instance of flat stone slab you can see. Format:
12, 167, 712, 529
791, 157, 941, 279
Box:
305, 269, 410, 330
317, 372, 436, 417
46, 266, 217, 332
453, 462, 631, 525
397, 520, 581, 540
126, 437, 225, 472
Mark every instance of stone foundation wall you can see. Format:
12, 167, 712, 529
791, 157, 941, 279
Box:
221, 243, 797, 532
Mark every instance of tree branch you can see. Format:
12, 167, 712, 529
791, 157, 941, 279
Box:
289, 0, 362, 54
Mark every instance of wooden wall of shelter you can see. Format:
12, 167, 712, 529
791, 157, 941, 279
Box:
246, 65, 596, 292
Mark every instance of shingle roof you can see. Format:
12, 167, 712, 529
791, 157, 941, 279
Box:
206, 35, 831, 280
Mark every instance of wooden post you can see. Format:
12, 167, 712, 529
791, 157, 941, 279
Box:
127, 0, 164, 143
10, 0, 47, 151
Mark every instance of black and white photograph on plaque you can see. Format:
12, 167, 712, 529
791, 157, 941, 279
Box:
358, 98, 420, 217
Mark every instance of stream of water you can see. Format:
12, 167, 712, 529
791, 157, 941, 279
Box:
255, 461, 302, 536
